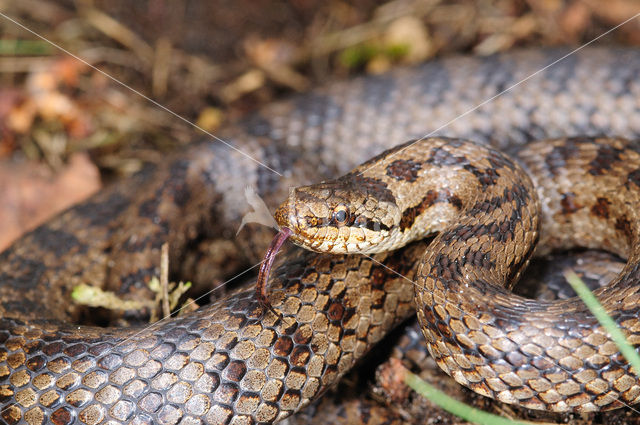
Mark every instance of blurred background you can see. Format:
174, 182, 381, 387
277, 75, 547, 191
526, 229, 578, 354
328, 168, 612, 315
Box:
0, 0, 639, 249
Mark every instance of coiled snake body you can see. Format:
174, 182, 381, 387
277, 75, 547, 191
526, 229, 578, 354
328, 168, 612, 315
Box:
2, 48, 640, 424
271, 136, 640, 412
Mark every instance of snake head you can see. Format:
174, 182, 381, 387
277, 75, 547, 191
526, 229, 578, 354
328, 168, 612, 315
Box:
274, 177, 400, 254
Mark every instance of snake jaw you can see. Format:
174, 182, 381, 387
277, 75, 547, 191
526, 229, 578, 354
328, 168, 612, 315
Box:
272, 195, 306, 238
274, 188, 326, 251
274, 202, 294, 231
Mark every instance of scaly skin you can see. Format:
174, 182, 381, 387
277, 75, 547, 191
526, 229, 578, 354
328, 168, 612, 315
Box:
2, 48, 640, 423
274, 136, 640, 412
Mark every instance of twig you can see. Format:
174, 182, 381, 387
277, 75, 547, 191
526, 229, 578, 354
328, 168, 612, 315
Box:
161, 243, 170, 318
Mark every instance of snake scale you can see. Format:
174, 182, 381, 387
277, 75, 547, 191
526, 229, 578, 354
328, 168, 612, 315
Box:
2, 47, 640, 424
268, 135, 640, 411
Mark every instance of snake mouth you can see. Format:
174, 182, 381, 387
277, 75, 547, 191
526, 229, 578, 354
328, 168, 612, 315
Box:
256, 227, 293, 314
274, 188, 302, 232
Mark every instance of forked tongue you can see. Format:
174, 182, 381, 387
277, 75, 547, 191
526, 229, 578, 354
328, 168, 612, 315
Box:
256, 227, 292, 316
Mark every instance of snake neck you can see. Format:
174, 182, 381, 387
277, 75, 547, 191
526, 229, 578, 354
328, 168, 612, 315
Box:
413, 139, 541, 293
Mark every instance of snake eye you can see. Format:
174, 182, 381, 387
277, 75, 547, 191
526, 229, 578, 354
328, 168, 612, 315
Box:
333, 206, 349, 225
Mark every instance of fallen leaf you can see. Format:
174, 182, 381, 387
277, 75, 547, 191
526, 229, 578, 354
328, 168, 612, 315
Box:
0, 152, 101, 251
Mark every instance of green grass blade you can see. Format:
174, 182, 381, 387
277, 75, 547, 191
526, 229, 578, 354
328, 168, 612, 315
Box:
404, 371, 531, 425
565, 271, 640, 375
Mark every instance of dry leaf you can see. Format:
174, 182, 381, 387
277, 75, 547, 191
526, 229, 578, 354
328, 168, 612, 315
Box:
0, 153, 101, 251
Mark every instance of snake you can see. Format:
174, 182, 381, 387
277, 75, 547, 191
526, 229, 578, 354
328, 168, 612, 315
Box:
265, 135, 640, 413
2, 47, 640, 424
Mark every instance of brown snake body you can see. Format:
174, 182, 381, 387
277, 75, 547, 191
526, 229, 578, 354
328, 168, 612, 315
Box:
2, 48, 640, 424
272, 136, 640, 412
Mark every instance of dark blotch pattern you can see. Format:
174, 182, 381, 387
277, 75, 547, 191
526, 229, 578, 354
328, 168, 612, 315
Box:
441, 209, 521, 244
469, 185, 528, 217
386, 159, 422, 182
616, 216, 633, 238
399, 189, 461, 231
545, 142, 580, 176
463, 164, 500, 188
627, 168, 640, 188
506, 232, 538, 284
487, 149, 516, 170
560, 192, 582, 214
460, 248, 495, 270
589, 145, 625, 175
425, 146, 468, 167
353, 216, 391, 232
348, 175, 395, 203
430, 253, 463, 282
591, 197, 611, 219
439, 183, 530, 244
